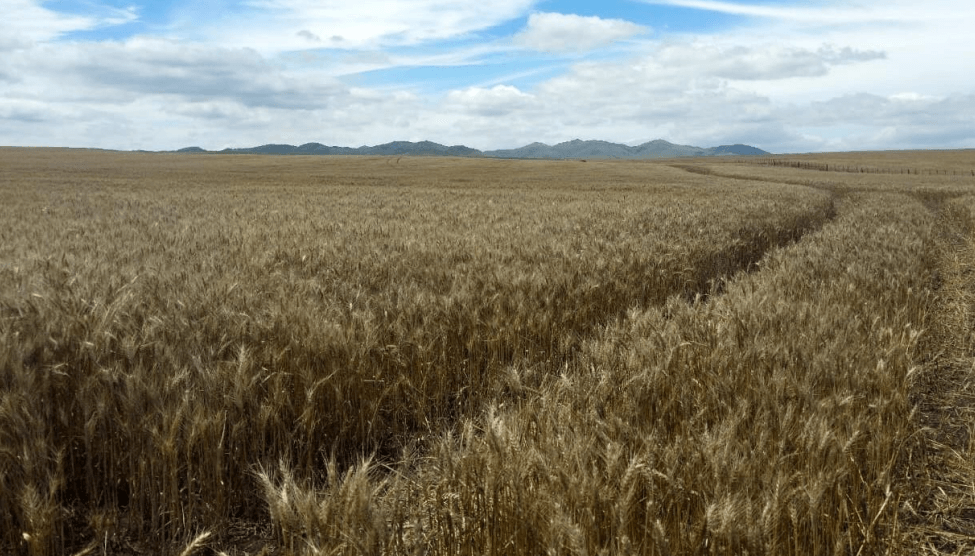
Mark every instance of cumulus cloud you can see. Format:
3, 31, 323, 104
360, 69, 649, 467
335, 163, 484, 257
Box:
514, 12, 647, 53
13, 38, 348, 110
533, 54, 773, 132
444, 85, 537, 116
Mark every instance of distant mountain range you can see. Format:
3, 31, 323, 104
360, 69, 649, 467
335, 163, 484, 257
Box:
176, 139, 769, 159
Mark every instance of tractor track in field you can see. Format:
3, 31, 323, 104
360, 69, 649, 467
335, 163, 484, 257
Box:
671, 161, 975, 554
668, 163, 845, 191
901, 199, 975, 554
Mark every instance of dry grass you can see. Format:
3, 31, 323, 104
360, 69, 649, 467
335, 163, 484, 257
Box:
1, 148, 974, 554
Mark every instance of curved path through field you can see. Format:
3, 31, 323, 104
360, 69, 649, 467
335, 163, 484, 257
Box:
907, 198, 975, 554
671, 161, 975, 555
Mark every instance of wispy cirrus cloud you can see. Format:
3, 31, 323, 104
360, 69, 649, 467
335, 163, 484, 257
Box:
638, 0, 912, 24
1, 0, 137, 50
198, 0, 538, 52
651, 43, 885, 81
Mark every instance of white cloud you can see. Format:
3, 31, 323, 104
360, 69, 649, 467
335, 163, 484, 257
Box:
791, 93, 975, 129
201, 0, 538, 52
0, 0, 121, 50
639, 0, 918, 25
528, 53, 776, 139
1, 0, 974, 153
429, 0, 975, 153
651, 42, 885, 81
514, 12, 647, 53
0, 28, 938, 153
667, 0, 975, 105
444, 85, 537, 116
0, 98, 49, 123
8, 38, 348, 109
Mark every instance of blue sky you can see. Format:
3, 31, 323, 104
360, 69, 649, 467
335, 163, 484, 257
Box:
2, 0, 974, 152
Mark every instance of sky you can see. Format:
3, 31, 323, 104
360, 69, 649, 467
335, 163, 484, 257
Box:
2, 0, 974, 153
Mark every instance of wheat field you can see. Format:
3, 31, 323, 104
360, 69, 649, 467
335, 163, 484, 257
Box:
1, 148, 975, 555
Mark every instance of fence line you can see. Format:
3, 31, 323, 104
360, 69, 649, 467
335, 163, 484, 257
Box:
752, 158, 974, 177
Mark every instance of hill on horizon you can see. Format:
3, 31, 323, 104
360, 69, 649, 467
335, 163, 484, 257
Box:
176, 139, 770, 159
